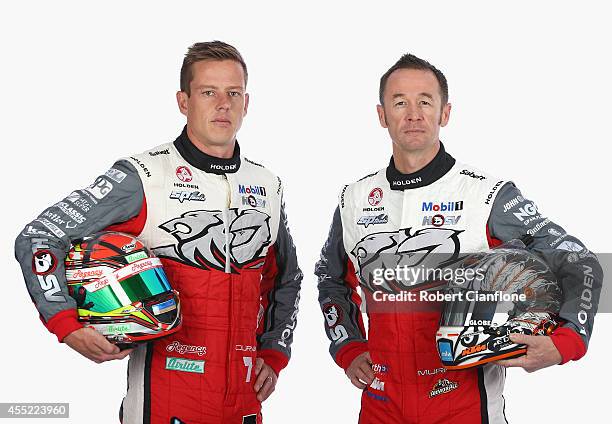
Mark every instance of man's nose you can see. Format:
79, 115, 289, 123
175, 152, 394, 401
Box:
216, 93, 231, 110
405, 105, 422, 120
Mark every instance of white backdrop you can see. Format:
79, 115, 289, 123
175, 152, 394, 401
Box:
1, 1, 610, 423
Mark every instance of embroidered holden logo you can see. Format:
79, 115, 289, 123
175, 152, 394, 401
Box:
368, 188, 383, 206
176, 166, 193, 182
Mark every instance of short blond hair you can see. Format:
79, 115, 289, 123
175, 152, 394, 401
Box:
180, 41, 248, 95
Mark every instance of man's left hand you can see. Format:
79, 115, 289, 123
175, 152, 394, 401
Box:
253, 358, 278, 402
494, 333, 562, 372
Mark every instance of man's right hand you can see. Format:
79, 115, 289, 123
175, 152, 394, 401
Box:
346, 351, 375, 389
63, 327, 133, 363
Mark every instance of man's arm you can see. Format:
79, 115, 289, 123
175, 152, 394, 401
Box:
257, 194, 303, 378
315, 207, 368, 371
14, 160, 145, 344
488, 182, 604, 364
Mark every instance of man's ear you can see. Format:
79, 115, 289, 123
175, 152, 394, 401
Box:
440, 102, 451, 127
243, 92, 249, 116
176, 91, 189, 116
377, 104, 388, 128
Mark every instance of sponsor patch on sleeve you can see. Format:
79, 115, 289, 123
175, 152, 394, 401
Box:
105, 168, 127, 183
32, 249, 58, 276
85, 176, 114, 200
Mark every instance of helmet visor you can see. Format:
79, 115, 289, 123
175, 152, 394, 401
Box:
79, 259, 172, 313
119, 268, 172, 302
440, 289, 499, 327
440, 288, 470, 327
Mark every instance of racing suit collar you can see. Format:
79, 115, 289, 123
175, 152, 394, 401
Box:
386, 141, 455, 190
173, 126, 241, 174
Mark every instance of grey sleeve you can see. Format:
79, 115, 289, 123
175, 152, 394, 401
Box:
257, 197, 303, 369
315, 207, 368, 368
14, 160, 144, 341
488, 182, 603, 352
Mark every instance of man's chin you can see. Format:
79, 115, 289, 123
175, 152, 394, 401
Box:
395, 136, 433, 152
207, 129, 238, 146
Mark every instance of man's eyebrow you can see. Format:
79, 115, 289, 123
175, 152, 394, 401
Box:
391, 92, 434, 99
194, 85, 244, 91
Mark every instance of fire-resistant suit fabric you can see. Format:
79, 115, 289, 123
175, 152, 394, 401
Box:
15, 128, 303, 424
315, 143, 602, 424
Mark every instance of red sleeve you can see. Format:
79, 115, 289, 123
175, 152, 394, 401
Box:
257, 247, 288, 375
45, 309, 83, 342
335, 341, 369, 370
257, 349, 289, 376
550, 327, 587, 364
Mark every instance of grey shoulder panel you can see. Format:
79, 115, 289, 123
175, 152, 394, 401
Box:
489, 182, 603, 347
15, 160, 144, 324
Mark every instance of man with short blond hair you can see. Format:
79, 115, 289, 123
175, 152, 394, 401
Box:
16, 40, 302, 424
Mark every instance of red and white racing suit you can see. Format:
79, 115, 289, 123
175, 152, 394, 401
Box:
15, 128, 302, 424
315, 143, 602, 423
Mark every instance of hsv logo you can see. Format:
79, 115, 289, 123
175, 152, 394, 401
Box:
323, 303, 348, 345
368, 188, 383, 206
432, 215, 445, 227
176, 166, 193, 182
323, 303, 342, 328
423, 215, 462, 227
32, 250, 57, 276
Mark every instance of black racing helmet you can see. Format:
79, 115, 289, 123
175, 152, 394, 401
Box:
436, 237, 562, 369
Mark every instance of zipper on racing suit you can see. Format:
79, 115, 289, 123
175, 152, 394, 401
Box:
222, 174, 234, 404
